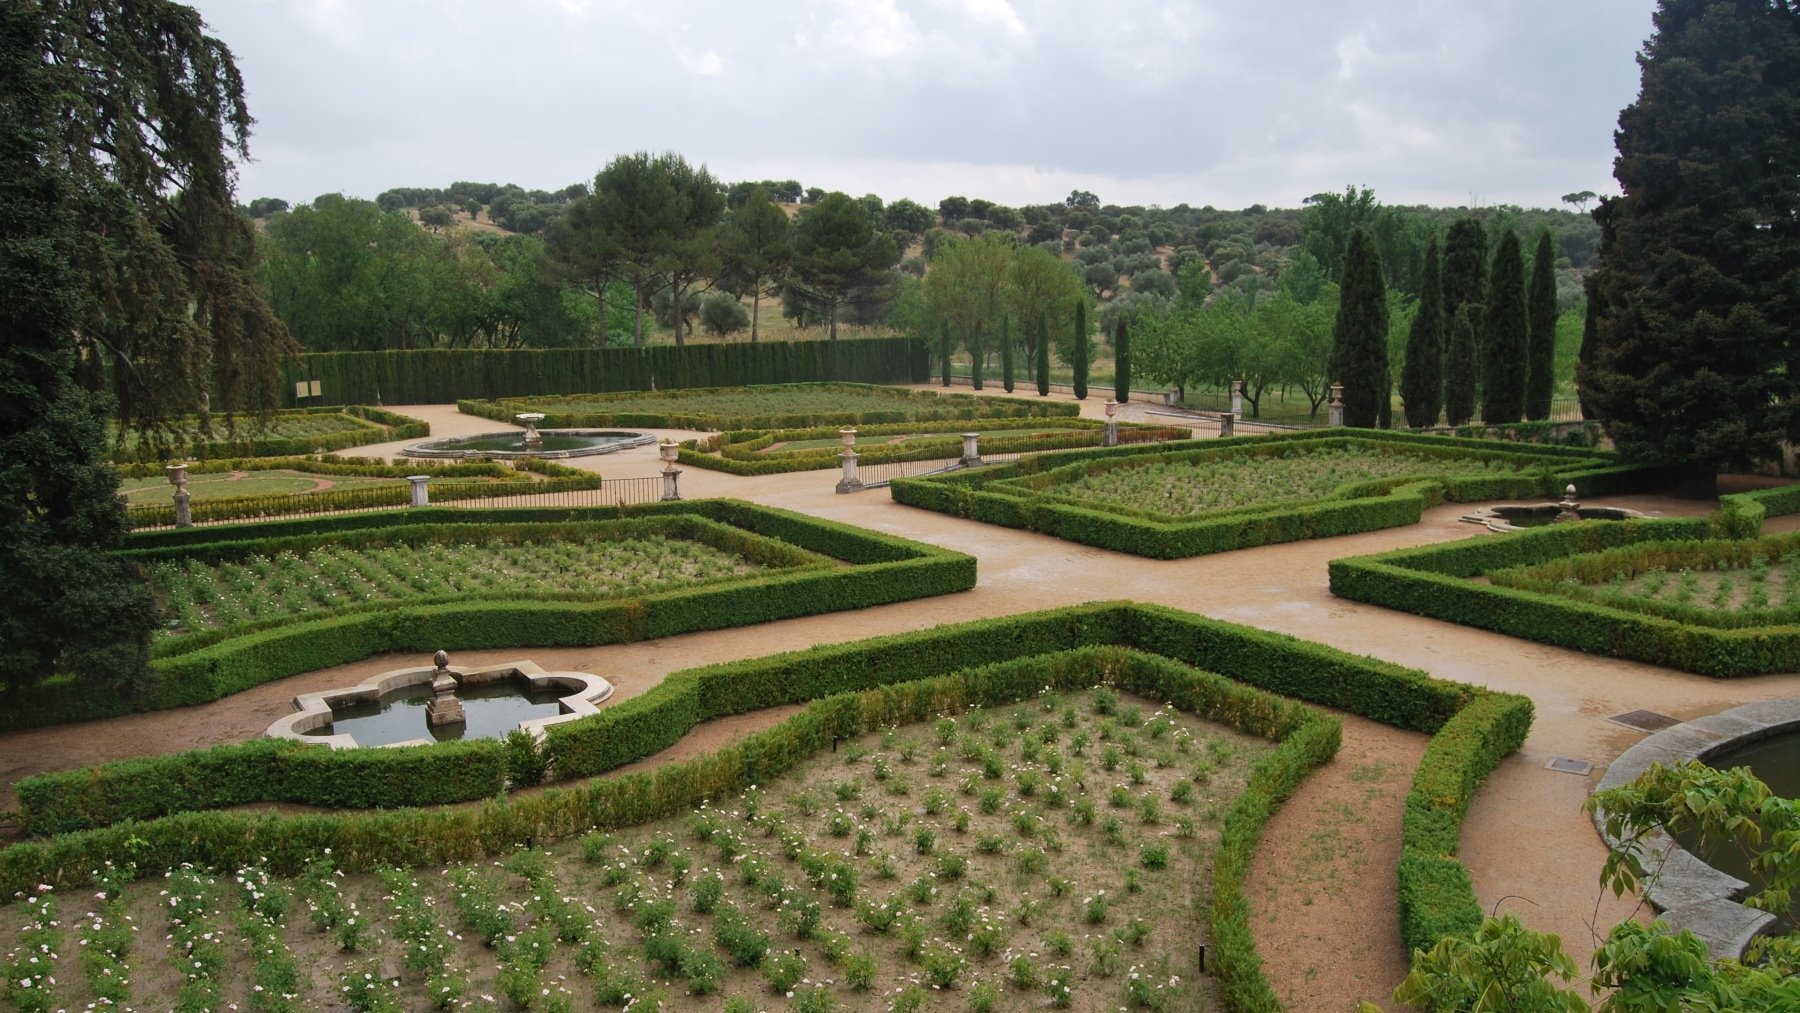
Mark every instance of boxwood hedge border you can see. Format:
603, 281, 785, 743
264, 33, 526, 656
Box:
113, 405, 428, 463
0, 500, 975, 732
4, 601, 1531, 1013
890, 428, 1670, 559
1329, 481, 1800, 677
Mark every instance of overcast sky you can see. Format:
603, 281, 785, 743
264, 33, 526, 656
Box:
194, 0, 1657, 212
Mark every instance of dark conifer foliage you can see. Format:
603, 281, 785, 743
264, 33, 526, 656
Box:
1072, 302, 1090, 400
1442, 217, 1488, 384
1113, 318, 1131, 402
1001, 316, 1015, 393
1400, 238, 1446, 427
1525, 230, 1558, 420
1445, 305, 1479, 427
1581, 0, 1800, 481
1576, 274, 1603, 421
1480, 230, 1528, 424
970, 324, 985, 390
1329, 228, 1390, 428
1036, 312, 1051, 396
940, 322, 952, 387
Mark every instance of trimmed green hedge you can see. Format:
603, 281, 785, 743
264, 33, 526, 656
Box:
1326, 516, 1800, 676
1, 602, 1529, 1011
0, 501, 975, 731
679, 416, 1190, 475
114, 405, 428, 463
459, 382, 1079, 431
124, 455, 605, 528
285, 339, 931, 405
892, 429, 1661, 559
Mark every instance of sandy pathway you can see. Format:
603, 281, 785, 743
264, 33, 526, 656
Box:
6, 395, 1800, 1008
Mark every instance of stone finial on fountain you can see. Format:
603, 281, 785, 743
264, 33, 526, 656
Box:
425, 649, 465, 726
1555, 484, 1581, 523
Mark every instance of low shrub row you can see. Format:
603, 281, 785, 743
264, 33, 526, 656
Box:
124, 456, 606, 528
892, 430, 1656, 559
678, 417, 1190, 476
0, 501, 975, 731
2, 602, 1529, 1007
458, 382, 1078, 431
1326, 517, 1800, 676
114, 405, 428, 463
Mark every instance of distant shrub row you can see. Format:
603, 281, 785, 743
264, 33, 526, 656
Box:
114, 405, 427, 463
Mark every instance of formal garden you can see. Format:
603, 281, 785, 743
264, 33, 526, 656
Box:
457, 383, 1073, 431
112, 406, 428, 462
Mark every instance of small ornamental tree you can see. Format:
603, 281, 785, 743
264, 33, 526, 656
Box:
1072, 301, 1090, 400
1113, 317, 1131, 402
1036, 312, 1050, 396
1444, 305, 1479, 427
940, 322, 952, 387
1525, 230, 1558, 420
1400, 237, 1445, 428
1000, 316, 1015, 393
1480, 229, 1528, 424
1328, 227, 1389, 428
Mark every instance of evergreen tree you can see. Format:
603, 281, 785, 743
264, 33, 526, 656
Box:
1582, 0, 1800, 484
1525, 230, 1558, 420
1328, 228, 1390, 427
970, 323, 984, 391
1113, 318, 1131, 402
940, 322, 952, 387
1036, 312, 1051, 396
1001, 316, 1015, 393
1400, 237, 1445, 427
1072, 301, 1090, 400
1445, 305, 1479, 427
1442, 217, 1488, 387
1576, 274, 1603, 421
1480, 230, 1529, 423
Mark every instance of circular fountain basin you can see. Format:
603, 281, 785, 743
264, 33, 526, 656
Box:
1460, 503, 1649, 532
402, 429, 655, 460
267, 659, 612, 749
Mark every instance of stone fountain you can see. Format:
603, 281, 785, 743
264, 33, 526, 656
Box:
516, 412, 546, 450
424, 649, 464, 727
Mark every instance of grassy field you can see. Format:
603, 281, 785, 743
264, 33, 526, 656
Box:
0, 688, 1264, 1011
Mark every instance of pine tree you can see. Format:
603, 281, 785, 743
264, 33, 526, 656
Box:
1480, 230, 1529, 424
1113, 318, 1131, 403
1001, 316, 1015, 393
1582, 0, 1800, 483
1445, 305, 1479, 427
940, 322, 952, 387
1525, 230, 1558, 420
1400, 237, 1445, 427
1072, 302, 1090, 400
1036, 312, 1051, 396
1329, 228, 1390, 428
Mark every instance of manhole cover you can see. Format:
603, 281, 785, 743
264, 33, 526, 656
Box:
1547, 757, 1594, 776
1609, 709, 1679, 732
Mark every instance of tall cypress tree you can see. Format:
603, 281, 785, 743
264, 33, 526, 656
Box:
1445, 305, 1479, 427
1582, 0, 1798, 485
1328, 228, 1389, 428
970, 324, 984, 391
1525, 230, 1558, 420
1400, 237, 1445, 427
1113, 318, 1131, 402
939, 322, 951, 387
1072, 302, 1090, 400
1576, 274, 1603, 421
1000, 316, 1014, 393
1480, 230, 1528, 424
1442, 217, 1488, 387
1035, 311, 1051, 396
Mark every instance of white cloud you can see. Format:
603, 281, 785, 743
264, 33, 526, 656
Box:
675, 46, 725, 75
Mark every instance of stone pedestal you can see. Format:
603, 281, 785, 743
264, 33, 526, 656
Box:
1328, 384, 1345, 427
424, 650, 464, 727
408, 475, 431, 507
1220, 412, 1236, 438
1230, 380, 1243, 417
836, 428, 863, 493
960, 432, 982, 468
660, 442, 683, 501
167, 462, 192, 528
1103, 400, 1119, 447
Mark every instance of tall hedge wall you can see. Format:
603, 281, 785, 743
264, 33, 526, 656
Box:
282, 338, 930, 406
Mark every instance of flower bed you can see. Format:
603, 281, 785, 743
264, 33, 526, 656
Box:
112, 405, 427, 462
891, 429, 1660, 559
459, 382, 1078, 431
